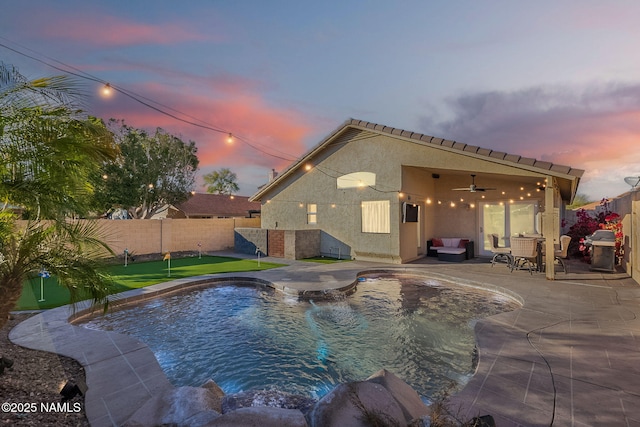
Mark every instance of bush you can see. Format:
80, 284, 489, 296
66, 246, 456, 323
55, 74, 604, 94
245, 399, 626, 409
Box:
565, 199, 623, 262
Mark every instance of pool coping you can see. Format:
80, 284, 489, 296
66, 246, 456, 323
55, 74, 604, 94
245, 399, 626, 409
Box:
9, 257, 640, 426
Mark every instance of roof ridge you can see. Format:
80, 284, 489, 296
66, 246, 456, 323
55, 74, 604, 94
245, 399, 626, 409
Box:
347, 118, 584, 177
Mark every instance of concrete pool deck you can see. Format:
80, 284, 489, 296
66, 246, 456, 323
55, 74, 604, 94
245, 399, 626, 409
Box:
9, 253, 640, 426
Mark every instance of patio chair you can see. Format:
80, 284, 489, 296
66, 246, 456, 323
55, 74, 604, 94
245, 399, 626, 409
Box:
490, 233, 512, 267
510, 237, 538, 274
553, 235, 571, 273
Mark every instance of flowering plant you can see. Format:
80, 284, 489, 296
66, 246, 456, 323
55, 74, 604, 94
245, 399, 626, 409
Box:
569, 199, 623, 263
600, 212, 624, 260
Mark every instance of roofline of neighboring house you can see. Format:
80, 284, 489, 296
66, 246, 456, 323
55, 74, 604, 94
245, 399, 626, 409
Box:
249, 118, 585, 203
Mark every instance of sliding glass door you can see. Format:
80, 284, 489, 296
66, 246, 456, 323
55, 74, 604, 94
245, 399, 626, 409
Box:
479, 202, 539, 256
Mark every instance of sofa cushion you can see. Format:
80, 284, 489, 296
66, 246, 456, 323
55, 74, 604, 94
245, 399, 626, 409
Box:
431, 238, 443, 247
441, 238, 460, 248
458, 239, 470, 248
437, 247, 466, 255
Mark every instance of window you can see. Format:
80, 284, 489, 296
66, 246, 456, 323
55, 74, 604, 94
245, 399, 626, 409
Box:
361, 200, 390, 233
307, 203, 317, 224
337, 171, 376, 189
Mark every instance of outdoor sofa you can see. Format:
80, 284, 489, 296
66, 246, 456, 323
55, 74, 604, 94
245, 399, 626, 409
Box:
427, 238, 475, 262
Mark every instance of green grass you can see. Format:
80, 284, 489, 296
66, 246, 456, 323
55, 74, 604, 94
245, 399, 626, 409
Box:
16, 255, 285, 311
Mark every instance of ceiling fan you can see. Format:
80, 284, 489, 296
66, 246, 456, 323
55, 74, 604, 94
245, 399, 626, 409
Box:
452, 174, 496, 192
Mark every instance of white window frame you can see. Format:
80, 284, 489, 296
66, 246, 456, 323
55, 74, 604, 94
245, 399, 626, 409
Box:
307, 203, 317, 224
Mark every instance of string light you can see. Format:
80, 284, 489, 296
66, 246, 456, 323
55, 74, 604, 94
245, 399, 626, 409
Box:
0, 37, 298, 162
227, 133, 233, 144
101, 83, 112, 97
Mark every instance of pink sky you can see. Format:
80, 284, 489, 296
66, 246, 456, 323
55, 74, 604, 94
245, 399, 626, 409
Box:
2, 1, 640, 198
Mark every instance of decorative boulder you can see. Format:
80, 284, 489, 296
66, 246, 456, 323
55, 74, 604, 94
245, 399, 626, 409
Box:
306, 381, 406, 427
201, 378, 225, 413
210, 406, 308, 427
365, 369, 430, 422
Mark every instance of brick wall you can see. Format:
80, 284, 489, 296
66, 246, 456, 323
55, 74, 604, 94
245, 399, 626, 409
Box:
267, 230, 285, 257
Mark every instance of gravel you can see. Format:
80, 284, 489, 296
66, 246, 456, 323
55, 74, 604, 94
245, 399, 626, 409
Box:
0, 313, 89, 427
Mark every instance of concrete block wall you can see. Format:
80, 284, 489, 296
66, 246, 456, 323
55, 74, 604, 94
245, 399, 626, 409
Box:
234, 228, 268, 256
17, 218, 261, 257
286, 229, 320, 260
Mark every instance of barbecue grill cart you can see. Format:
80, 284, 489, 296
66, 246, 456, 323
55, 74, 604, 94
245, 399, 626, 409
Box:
584, 229, 616, 272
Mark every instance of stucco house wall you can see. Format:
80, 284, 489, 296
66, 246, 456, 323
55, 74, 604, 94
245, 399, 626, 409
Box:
253, 119, 583, 266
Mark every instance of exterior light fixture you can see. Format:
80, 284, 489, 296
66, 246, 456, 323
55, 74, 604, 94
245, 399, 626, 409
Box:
101, 83, 112, 97
305, 164, 312, 171
624, 176, 640, 190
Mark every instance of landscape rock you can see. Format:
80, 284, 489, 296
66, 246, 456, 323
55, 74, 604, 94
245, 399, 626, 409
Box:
366, 368, 430, 422
201, 378, 225, 412
306, 381, 405, 427
210, 406, 308, 427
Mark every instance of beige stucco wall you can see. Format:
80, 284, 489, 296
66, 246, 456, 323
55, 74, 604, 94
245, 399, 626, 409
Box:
16, 217, 261, 257
259, 131, 561, 263
608, 191, 639, 280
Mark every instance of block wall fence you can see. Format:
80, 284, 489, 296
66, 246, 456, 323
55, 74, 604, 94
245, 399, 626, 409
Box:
17, 218, 261, 257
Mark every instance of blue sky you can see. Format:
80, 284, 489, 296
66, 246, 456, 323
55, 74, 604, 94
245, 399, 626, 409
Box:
2, 1, 640, 199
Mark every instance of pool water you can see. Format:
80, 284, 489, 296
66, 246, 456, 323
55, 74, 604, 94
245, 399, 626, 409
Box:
82, 274, 519, 401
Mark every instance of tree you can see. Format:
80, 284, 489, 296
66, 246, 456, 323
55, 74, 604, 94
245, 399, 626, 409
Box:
203, 168, 239, 195
91, 120, 199, 219
566, 193, 593, 210
0, 62, 119, 330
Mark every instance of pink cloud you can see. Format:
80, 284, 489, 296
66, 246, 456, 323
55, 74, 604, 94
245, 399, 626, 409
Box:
29, 8, 215, 47
92, 80, 316, 180
418, 83, 640, 199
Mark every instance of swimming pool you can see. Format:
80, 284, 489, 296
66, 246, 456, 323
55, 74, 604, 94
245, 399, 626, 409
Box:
81, 274, 519, 401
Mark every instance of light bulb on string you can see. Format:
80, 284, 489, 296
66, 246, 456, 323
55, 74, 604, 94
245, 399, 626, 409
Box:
227, 133, 233, 144
101, 83, 112, 97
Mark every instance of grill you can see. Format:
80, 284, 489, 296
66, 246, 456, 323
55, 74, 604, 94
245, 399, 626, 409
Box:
584, 229, 616, 272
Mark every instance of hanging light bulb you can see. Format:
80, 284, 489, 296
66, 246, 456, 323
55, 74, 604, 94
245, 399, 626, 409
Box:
101, 83, 112, 97
227, 133, 233, 144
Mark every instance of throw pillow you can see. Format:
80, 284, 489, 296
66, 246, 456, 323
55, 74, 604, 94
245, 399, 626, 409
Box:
458, 239, 470, 248
432, 238, 443, 247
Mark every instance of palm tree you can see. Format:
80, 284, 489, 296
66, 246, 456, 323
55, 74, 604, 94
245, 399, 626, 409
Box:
0, 62, 119, 329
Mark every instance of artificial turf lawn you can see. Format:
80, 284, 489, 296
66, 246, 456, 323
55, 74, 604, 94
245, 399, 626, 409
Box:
16, 255, 285, 311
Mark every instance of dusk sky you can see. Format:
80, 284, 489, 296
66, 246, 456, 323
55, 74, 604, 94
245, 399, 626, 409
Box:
2, 1, 639, 199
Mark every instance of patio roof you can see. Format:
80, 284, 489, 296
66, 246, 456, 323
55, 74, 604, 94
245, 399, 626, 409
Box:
250, 118, 585, 203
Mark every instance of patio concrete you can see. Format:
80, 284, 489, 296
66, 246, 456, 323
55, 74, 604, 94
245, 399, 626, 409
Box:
9, 253, 640, 426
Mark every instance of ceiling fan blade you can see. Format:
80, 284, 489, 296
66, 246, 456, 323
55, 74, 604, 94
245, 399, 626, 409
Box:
451, 188, 471, 191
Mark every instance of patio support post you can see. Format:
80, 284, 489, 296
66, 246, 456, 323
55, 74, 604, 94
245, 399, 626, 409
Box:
543, 175, 555, 279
